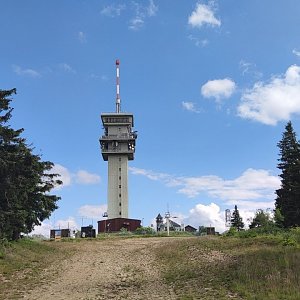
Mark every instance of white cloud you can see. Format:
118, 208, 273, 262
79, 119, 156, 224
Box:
130, 167, 280, 205
225, 199, 274, 211
178, 168, 280, 200
184, 201, 274, 233
154, 201, 271, 234
30, 221, 52, 238
187, 203, 226, 233
100, 4, 126, 17
50, 164, 101, 189
78, 31, 86, 43
59, 63, 76, 74
182, 101, 200, 113
129, 1, 158, 30
75, 170, 101, 184
78, 204, 107, 219
50, 164, 72, 189
188, 3, 221, 28
201, 78, 236, 101
130, 167, 170, 181
55, 217, 78, 231
238, 65, 300, 125
292, 49, 300, 57
12, 65, 41, 77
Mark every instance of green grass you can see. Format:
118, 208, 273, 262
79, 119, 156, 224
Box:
0, 238, 70, 299
154, 235, 300, 300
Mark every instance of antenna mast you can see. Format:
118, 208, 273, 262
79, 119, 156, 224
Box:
116, 59, 121, 113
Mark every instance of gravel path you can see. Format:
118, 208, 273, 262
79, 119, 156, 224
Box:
23, 238, 179, 300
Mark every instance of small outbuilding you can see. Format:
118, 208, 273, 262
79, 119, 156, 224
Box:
206, 227, 215, 235
50, 229, 71, 240
81, 225, 96, 238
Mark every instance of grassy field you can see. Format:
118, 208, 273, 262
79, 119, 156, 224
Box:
0, 238, 72, 299
155, 234, 300, 300
0, 232, 299, 299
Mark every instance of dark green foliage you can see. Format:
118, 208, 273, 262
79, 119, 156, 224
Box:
230, 205, 244, 231
249, 209, 273, 229
275, 121, 300, 228
0, 89, 62, 241
274, 208, 284, 228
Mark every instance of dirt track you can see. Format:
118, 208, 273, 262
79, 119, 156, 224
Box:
23, 237, 180, 300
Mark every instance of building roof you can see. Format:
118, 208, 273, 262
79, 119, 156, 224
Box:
169, 219, 181, 228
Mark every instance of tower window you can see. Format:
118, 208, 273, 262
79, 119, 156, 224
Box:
119, 185, 121, 188
119, 193, 121, 198
119, 176, 121, 180
119, 212, 122, 215
119, 168, 121, 172
119, 202, 121, 206
119, 157, 121, 162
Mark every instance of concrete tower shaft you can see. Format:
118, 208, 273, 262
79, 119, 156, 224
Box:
100, 114, 137, 219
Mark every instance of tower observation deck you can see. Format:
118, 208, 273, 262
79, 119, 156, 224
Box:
99, 60, 137, 220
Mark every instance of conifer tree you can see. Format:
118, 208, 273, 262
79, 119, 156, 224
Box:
0, 89, 62, 240
230, 205, 244, 231
275, 121, 300, 228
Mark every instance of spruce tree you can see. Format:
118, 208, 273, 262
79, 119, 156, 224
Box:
230, 205, 244, 231
275, 121, 300, 228
0, 89, 62, 240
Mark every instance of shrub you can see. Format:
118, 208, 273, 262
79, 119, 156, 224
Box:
134, 226, 156, 235
224, 226, 238, 237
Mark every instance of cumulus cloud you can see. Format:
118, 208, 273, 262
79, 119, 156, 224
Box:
75, 170, 101, 184
188, 3, 221, 28
12, 65, 41, 77
182, 101, 200, 113
238, 65, 300, 125
50, 164, 101, 189
187, 203, 226, 233
100, 4, 126, 17
201, 78, 236, 101
129, 0, 158, 30
78, 204, 107, 219
176, 201, 274, 233
30, 221, 52, 238
130, 167, 280, 204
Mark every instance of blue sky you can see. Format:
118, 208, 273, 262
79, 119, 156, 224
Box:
2, 0, 300, 235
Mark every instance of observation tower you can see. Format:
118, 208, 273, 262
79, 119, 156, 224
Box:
98, 60, 140, 232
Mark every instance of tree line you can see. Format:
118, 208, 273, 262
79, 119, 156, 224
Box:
231, 121, 300, 231
0, 89, 61, 241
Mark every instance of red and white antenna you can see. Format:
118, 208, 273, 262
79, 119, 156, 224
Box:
116, 59, 121, 113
